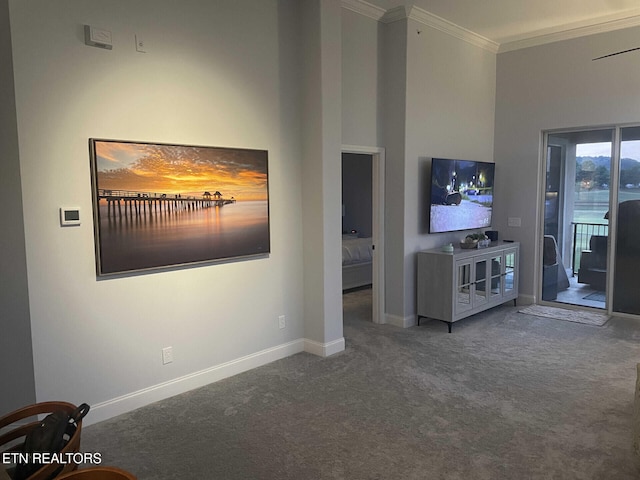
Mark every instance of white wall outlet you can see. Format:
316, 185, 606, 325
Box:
162, 346, 173, 364
278, 315, 286, 329
508, 217, 522, 227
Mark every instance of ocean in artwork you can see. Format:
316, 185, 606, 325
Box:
98, 199, 269, 274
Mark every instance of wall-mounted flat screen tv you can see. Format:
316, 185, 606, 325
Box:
429, 158, 495, 234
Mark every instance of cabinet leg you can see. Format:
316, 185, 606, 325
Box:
513, 299, 517, 307
440, 320, 452, 333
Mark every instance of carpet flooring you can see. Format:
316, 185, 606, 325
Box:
82, 291, 640, 479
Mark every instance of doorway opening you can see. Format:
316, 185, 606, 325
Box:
341, 146, 385, 324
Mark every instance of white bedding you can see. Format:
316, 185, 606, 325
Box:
342, 237, 373, 265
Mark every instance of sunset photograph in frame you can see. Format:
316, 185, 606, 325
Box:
89, 139, 270, 276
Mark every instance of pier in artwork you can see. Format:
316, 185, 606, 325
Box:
98, 189, 235, 219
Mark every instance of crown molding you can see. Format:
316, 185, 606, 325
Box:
341, 0, 386, 22
343, 1, 640, 55
499, 10, 640, 53
382, 5, 499, 53
379, 5, 411, 23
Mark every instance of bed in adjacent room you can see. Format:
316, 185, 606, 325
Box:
342, 235, 373, 290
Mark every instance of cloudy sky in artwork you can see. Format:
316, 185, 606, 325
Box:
94, 141, 268, 201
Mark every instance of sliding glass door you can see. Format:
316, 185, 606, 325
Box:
542, 129, 614, 309
541, 125, 640, 316
613, 127, 640, 314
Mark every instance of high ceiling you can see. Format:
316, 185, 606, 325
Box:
362, 0, 640, 46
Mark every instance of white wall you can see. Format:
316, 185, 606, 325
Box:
7, 0, 311, 423
494, 26, 640, 299
342, 8, 381, 147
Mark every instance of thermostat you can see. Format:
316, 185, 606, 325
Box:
84, 25, 113, 50
60, 207, 81, 226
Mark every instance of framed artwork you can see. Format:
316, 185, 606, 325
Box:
89, 139, 270, 276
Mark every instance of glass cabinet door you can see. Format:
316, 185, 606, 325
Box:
474, 258, 488, 308
504, 249, 517, 297
490, 254, 502, 298
456, 260, 473, 314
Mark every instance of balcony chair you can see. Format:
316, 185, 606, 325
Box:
542, 235, 569, 300
610, 199, 640, 313
577, 235, 607, 291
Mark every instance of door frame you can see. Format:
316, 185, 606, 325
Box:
342, 144, 385, 324
537, 126, 622, 315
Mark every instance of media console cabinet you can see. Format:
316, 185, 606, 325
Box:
417, 242, 519, 332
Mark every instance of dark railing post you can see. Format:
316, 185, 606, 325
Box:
572, 223, 578, 276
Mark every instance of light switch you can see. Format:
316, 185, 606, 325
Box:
135, 34, 147, 53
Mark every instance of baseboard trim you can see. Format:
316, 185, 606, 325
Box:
85, 339, 305, 426
304, 337, 346, 357
518, 294, 535, 305
385, 313, 416, 328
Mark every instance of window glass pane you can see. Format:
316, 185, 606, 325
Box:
613, 127, 640, 314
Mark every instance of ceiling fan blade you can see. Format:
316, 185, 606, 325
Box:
593, 46, 640, 61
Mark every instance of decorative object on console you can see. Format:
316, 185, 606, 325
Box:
89, 139, 270, 276
485, 230, 499, 241
441, 243, 454, 253
460, 233, 489, 249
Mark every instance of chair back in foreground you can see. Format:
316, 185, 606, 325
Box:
0, 401, 84, 480
55, 467, 137, 480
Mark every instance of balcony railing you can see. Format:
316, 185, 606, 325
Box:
571, 222, 608, 275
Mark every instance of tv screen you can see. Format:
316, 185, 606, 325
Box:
429, 158, 495, 234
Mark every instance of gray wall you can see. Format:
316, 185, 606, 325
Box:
494, 26, 640, 299
0, 0, 36, 414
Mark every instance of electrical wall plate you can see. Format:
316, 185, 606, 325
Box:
60, 207, 81, 226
